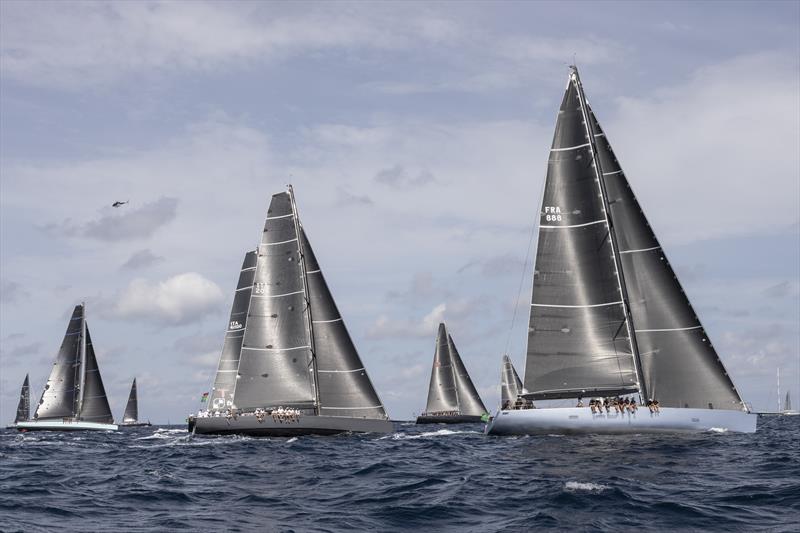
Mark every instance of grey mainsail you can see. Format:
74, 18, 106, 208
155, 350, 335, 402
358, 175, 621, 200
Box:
424, 323, 486, 415
524, 75, 638, 401
501, 355, 524, 408
233, 192, 317, 410
34, 305, 83, 420
522, 67, 745, 411
301, 228, 387, 419
425, 323, 459, 413
123, 378, 139, 423
79, 327, 114, 423
208, 251, 257, 411
15, 374, 30, 423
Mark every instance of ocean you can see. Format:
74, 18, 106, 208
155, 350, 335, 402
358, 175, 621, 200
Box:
1, 415, 798, 532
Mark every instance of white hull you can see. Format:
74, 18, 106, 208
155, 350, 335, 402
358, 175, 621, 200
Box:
486, 407, 757, 435
16, 420, 118, 432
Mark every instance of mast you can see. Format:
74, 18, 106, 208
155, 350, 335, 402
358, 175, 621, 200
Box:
77, 302, 87, 417
778, 368, 781, 412
288, 184, 320, 412
570, 66, 648, 403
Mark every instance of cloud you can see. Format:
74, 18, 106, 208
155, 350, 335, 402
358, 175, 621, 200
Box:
105, 272, 224, 326
84, 197, 178, 241
366, 299, 480, 340
374, 165, 436, 189
763, 281, 798, 299
0, 279, 26, 304
336, 188, 373, 207
120, 249, 165, 271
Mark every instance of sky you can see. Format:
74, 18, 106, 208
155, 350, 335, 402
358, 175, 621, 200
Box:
0, 0, 798, 424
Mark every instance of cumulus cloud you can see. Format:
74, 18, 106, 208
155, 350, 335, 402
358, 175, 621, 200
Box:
366, 300, 480, 340
120, 249, 165, 271
106, 272, 224, 326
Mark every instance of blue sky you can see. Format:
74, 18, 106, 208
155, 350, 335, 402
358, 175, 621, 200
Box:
1, 1, 798, 423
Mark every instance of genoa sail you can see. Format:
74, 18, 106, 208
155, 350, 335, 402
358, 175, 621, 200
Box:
123, 378, 139, 424
79, 327, 114, 424
233, 192, 317, 411
500, 355, 524, 409
301, 229, 387, 419
208, 251, 257, 411
523, 76, 638, 401
585, 97, 744, 410
34, 305, 84, 420
15, 374, 30, 423
424, 323, 486, 415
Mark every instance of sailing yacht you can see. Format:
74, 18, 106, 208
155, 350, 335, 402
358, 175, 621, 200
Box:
416, 323, 488, 424
777, 369, 799, 416
119, 378, 151, 427
189, 187, 392, 436
17, 304, 118, 431
6, 374, 30, 429
500, 355, 532, 411
486, 67, 757, 435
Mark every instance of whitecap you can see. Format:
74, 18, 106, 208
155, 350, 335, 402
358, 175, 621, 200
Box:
708, 427, 729, 433
381, 429, 480, 440
564, 481, 609, 492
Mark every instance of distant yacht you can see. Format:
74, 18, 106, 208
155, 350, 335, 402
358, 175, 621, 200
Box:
6, 374, 30, 429
18, 304, 117, 431
777, 369, 799, 416
189, 187, 392, 436
416, 323, 488, 424
486, 67, 757, 435
119, 378, 151, 427
500, 355, 531, 411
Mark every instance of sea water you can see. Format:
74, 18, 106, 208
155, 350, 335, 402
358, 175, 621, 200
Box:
1, 415, 798, 531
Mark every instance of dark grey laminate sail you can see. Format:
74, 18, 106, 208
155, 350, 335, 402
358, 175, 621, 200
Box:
15, 374, 30, 423
123, 378, 138, 423
586, 105, 744, 410
523, 79, 638, 401
209, 251, 257, 411
501, 355, 524, 408
425, 323, 459, 413
786, 392, 792, 412
34, 305, 83, 420
233, 192, 316, 411
447, 334, 487, 416
79, 327, 114, 423
301, 229, 387, 419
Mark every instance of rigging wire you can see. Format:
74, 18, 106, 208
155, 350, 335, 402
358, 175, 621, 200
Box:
503, 217, 537, 359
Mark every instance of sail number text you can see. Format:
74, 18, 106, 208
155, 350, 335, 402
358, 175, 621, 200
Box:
544, 206, 563, 222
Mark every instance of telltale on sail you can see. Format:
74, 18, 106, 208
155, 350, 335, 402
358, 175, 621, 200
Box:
486, 67, 757, 435
416, 323, 489, 424
16, 303, 118, 432
189, 186, 392, 436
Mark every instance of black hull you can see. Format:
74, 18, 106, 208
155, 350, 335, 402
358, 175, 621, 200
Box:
415, 415, 484, 424
189, 414, 392, 437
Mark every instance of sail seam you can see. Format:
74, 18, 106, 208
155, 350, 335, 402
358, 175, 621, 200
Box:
265, 213, 294, 220
318, 367, 365, 373
243, 345, 310, 352
635, 326, 702, 333
306, 269, 321, 274
235, 286, 252, 292
319, 405, 383, 410
619, 246, 661, 254
312, 317, 343, 324
241, 267, 257, 271
602, 170, 623, 176
540, 219, 606, 229
262, 238, 298, 246
531, 300, 623, 309
251, 289, 304, 299
550, 142, 591, 152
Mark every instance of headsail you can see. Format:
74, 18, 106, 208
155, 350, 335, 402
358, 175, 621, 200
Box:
233, 192, 317, 411
523, 73, 638, 401
447, 333, 487, 416
301, 229, 387, 419
209, 251, 257, 411
123, 378, 139, 423
15, 374, 30, 423
424, 323, 459, 413
585, 89, 745, 410
79, 326, 114, 423
786, 392, 792, 412
34, 305, 83, 420
501, 355, 524, 408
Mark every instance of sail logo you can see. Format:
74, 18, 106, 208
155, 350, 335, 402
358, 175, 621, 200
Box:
229, 320, 243, 330
544, 206, 563, 222
254, 282, 265, 294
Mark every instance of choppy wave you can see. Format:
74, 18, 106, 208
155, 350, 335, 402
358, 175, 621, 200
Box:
1, 416, 798, 531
